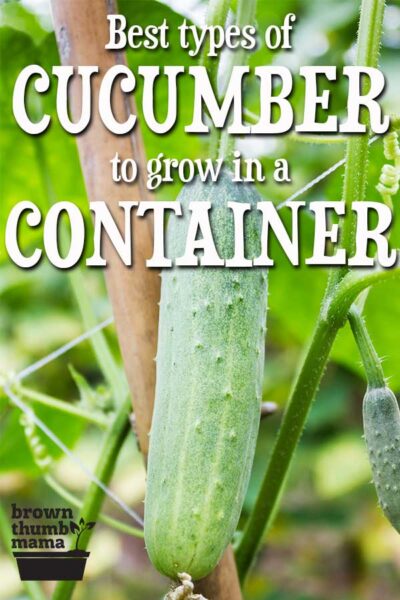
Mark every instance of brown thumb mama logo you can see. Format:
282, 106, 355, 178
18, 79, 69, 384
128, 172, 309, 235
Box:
11, 504, 96, 581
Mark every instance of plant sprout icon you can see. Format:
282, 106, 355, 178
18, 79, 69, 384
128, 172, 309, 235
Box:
70, 518, 96, 551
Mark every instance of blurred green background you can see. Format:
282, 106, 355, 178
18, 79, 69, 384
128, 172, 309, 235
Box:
1, 0, 400, 598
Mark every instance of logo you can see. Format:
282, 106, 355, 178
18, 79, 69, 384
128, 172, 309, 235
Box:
10, 504, 96, 581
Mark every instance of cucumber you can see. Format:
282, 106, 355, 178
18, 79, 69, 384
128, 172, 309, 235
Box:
363, 385, 400, 532
144, 171, 268, 580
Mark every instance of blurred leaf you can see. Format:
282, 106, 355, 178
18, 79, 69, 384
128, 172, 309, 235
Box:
267, 210, 329, 350
0, 28, 42, 259
267, 152, 400, 392
0, 408, 39, 475
307, 369, 350, 432
0, 400, 85, 474
14, 311, 81, 356
0, 2, 48, 43
0, 264, 40, 295
314, 434, 370, 499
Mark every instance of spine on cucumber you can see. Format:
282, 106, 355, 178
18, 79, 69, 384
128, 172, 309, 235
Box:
145, 171, 268, 580
363, 385, 400, 532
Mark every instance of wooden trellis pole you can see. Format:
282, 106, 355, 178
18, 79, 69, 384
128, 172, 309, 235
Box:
50, 0, 242, 598
50, 0, 157, 457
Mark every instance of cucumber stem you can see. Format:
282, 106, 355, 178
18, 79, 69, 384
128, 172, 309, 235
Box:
16, 384, 109, 428
213, 0, 258, 161
348, 306, 385, 389
201, 0, 231, 88
235, 316, 337, 579
328, 0, 386, 293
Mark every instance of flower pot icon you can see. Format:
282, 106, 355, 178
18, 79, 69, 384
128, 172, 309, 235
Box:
13, 518, 95, 581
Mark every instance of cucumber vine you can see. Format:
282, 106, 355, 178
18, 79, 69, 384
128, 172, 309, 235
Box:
235, 0, 391, 581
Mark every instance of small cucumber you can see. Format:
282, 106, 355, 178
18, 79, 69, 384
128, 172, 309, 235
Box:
363, 385, 400, 531
145, 171, 268, 580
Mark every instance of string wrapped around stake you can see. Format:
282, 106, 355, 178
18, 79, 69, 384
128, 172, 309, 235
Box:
164, 573, 208, 600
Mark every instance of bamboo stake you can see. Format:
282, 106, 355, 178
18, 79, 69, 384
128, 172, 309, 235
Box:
50, 1, 242, 598
51, 0, 158, 456
196, 548, 242, 599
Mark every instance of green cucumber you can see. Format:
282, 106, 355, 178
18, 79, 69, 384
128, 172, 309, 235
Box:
363, 385, 400, 532
144, 171, 268, 580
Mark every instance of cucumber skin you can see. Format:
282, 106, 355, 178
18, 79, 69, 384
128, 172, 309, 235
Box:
363, 386, 400, 532
144, 172, 268, 580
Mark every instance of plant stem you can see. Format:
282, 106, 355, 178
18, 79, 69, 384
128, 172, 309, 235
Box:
202, 0, 231, 88
223, 0, 257, 91
216, 0, 258, 160
235, 0, 387, 581
330, 0, 386, 289
16, 385, 109, 428
235, 317, 337, 578
52, 397, 133, 600
329, 267, 400, 314
0, 502, 48, 600
202, 0, 231, 160
44, 474, 144, 539
348, 306, 385, 389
